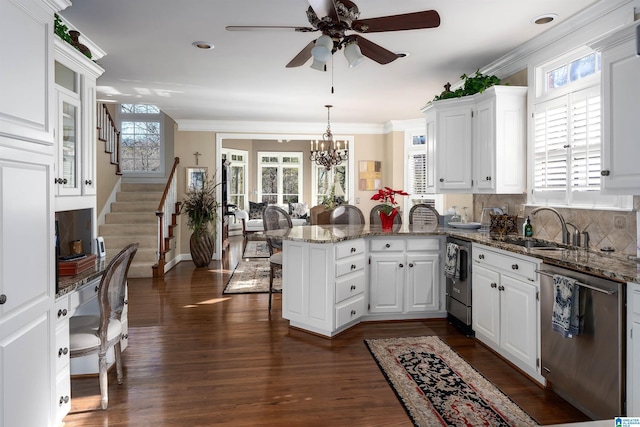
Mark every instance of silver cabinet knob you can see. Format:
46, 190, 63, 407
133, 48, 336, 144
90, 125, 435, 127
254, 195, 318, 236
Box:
0, 294, 6, 304
601, 170, 610, 176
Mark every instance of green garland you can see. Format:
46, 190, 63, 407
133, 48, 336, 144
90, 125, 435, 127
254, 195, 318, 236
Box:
54, 13, 92, 59
433, 70, 502, 101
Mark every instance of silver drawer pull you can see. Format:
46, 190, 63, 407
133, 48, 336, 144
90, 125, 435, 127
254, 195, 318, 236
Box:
350, 309, 357, 317
58, 347, 68, 357
57, 308, 67, 318
385, 243, 391, 248
350, 285, 356, 291
491, 282, 497, 288
479, 254, 485, 260
350, 264, 356, 270
512, 264, 519, 270
350, 247, 356, 253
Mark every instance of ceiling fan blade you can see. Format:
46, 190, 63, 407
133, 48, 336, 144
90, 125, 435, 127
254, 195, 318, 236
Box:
352, 10, 440, 33
286, 40, 316, 68
307, 0, 338, 20
352, 35, 399, 65
226, 25, 316, 33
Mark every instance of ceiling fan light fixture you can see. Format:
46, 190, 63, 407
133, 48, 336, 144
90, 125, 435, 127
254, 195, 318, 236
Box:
311, 35, 334, 62
344, 40, 364, 68
310, 58, 326, 71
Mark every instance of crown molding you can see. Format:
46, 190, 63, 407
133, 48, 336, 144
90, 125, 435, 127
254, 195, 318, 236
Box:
176, 119, 388, 134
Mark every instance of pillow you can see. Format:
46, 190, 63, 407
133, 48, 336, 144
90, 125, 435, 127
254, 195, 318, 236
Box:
249, 201, 267, 219
288, 202, 308, 219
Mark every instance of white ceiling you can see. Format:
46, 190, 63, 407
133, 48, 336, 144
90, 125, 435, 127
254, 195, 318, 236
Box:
60, 0, 601, 126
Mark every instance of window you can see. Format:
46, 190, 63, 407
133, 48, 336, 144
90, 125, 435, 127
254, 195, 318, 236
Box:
222, 148, 247, 210
119, 104, 162, 173
531, 50, 623, 208
405, 130, 442, 215
258, 152, 302, 204
312, 164, 348, 206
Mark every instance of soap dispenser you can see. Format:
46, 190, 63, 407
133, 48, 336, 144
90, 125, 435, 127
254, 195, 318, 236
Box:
524, 216, 533, 237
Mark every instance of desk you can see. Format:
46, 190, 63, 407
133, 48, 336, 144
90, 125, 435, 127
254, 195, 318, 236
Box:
54, 256, 129, 424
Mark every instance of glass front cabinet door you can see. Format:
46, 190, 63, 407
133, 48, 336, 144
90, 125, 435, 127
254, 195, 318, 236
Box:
55, 89, 82, 196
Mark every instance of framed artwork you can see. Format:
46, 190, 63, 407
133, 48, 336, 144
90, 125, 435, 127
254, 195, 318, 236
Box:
358, 160, 382, 190
186, 167, 207, 192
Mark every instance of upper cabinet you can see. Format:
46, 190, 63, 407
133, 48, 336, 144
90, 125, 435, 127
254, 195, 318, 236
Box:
0, 0, 57, 145
422, 86, 528, 194
53, 37, 104, 211
591, 22, 640, 194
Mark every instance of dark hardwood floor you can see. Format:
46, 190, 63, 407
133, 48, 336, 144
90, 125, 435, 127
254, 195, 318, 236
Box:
63, 235, 590, 426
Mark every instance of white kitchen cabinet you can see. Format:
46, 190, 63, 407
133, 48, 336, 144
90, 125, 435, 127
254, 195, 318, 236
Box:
368, 237, 442, 320
628, 281, 640, 416
53, 297, 71, 424
591, 22, 640, 194
424, 108, 437, 194
471, 243, 543, 384
53, 37, 104, 211
282, 239, 365, 337
421, 86, 527, 194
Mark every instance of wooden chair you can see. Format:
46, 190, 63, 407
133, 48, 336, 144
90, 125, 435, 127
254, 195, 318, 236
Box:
370, 204, 403, 225
68, 243, 138, 410
329, 205, 365, 225
262, 206, 292, 312
409, 203, 440, 226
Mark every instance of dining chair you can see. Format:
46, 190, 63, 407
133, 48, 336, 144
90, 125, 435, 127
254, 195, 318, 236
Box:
262, 205, 292, 312
329, 204, 365, 225
409, 203, 441, 226
370, 204, 403, 225
68, 243, 138, 410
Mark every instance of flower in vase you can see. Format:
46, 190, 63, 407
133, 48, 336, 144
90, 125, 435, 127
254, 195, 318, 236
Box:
371, 187, 409, 215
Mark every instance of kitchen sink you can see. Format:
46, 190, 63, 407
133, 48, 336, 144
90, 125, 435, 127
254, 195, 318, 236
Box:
499, 237, 562, 249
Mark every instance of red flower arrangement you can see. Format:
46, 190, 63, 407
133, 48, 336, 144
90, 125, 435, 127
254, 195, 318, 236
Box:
371, 187, 409, 214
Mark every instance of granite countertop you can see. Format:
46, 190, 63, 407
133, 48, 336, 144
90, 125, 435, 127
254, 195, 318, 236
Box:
274, 225, 640, 284
56, 256, 110, 299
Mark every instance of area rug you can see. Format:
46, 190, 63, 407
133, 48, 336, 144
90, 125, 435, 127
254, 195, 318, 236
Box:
365, 336, 539, 427
223, 258, 281, 294
243, 240, 270, 258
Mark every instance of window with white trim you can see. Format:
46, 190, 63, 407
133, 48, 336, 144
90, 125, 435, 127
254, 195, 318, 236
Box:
258, 152, 302, 204
222, 148, 247, 210
405, 130, 442, 215
119, 104, 162, 173
531, 50, 625, 208
312, 164, 348, 206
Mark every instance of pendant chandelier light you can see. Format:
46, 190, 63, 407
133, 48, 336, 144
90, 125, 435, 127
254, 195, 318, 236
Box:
310, 105, 348, 171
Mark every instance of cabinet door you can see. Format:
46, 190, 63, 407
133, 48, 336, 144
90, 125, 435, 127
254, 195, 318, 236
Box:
600, 34, 640, 193
81, 77, 97, 195
55, 90, 82, 196
424, 109, 437, 193
369, 253, 404, 314
500, 275, 538, 370
405, 253, 439, 312
473, 96, 496, 191
471, 264, 500, 345
435, 103, 473, 191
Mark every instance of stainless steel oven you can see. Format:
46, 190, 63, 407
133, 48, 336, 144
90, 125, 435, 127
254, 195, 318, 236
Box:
445, 237, 473, 336
538, 263, 625, 419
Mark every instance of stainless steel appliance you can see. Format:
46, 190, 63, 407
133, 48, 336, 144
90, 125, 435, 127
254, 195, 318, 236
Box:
538, 263, 626, 419
445, 237, 473, 336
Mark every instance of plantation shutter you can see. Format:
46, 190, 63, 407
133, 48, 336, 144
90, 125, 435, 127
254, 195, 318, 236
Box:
408, 152, 427, 196
570, 86, 601, 192
533, 96, 568, 194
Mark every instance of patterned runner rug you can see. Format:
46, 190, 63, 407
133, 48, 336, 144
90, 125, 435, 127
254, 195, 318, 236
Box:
223, 258, 281, 294
365, 336, 539, 427
243, 240, 270, 258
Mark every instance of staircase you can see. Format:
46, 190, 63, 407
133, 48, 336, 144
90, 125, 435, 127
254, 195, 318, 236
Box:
99, 183, 165, 278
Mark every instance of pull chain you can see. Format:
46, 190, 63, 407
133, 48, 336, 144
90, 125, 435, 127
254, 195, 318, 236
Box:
331, 54, 334, 94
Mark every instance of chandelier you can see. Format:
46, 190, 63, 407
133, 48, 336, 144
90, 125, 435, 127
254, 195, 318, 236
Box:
310, 105, 348, 171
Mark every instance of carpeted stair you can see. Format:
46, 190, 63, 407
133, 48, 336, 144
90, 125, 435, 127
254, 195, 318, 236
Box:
99, 183, 164, 278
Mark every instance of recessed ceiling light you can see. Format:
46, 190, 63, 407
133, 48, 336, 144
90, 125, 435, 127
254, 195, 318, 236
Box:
532, 13, 558, 25
192, 41, 214, 50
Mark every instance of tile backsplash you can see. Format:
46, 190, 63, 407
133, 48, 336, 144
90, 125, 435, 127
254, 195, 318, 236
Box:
473, 194, 639, 255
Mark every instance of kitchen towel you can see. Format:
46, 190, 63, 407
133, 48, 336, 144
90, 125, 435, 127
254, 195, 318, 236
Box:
444, 242, 460, 280
551, 274, 582, 338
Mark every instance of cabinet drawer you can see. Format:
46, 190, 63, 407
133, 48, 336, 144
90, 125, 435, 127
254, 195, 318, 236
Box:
69, 278, 100, 311
407, 238, 440, 252
474, 246, 538, 282
55, 367, 71, 418
336, 256, 365, 278
336, 239, 365, 260
335, 271, 365, 304
370, 238, 405, 252
632, 288, 640, 316
336, 295, 365, 329
54, 296, 70, 323
55, 321, 70, 373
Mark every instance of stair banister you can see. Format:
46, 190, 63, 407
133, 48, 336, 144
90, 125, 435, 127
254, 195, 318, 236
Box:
154, 157, 180, 276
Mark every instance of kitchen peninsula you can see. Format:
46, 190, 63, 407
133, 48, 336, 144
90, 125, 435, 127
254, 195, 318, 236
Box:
279, 224, 640, 340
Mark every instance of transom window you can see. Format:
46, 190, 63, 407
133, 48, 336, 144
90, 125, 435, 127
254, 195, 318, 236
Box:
119, 104, 162, 173
258, 152, 302, 204
546, 52, 601, 92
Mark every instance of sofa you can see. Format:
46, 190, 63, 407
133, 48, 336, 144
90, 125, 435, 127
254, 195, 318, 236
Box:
234, 202, 309, 252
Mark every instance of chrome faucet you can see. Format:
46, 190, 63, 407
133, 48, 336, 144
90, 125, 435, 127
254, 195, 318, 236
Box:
530, 206, 569, 245
566, 222, 581, 246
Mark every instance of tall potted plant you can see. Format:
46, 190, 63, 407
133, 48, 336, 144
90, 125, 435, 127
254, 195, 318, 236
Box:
181, 173, 220, 267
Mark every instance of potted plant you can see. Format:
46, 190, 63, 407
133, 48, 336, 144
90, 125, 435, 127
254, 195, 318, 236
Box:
432, 69, 502, 101
181, 173, 220, 267
371, 187, 409, 230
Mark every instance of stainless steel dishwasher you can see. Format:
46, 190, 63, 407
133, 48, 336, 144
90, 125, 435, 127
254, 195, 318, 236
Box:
538, 263, 626, 419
